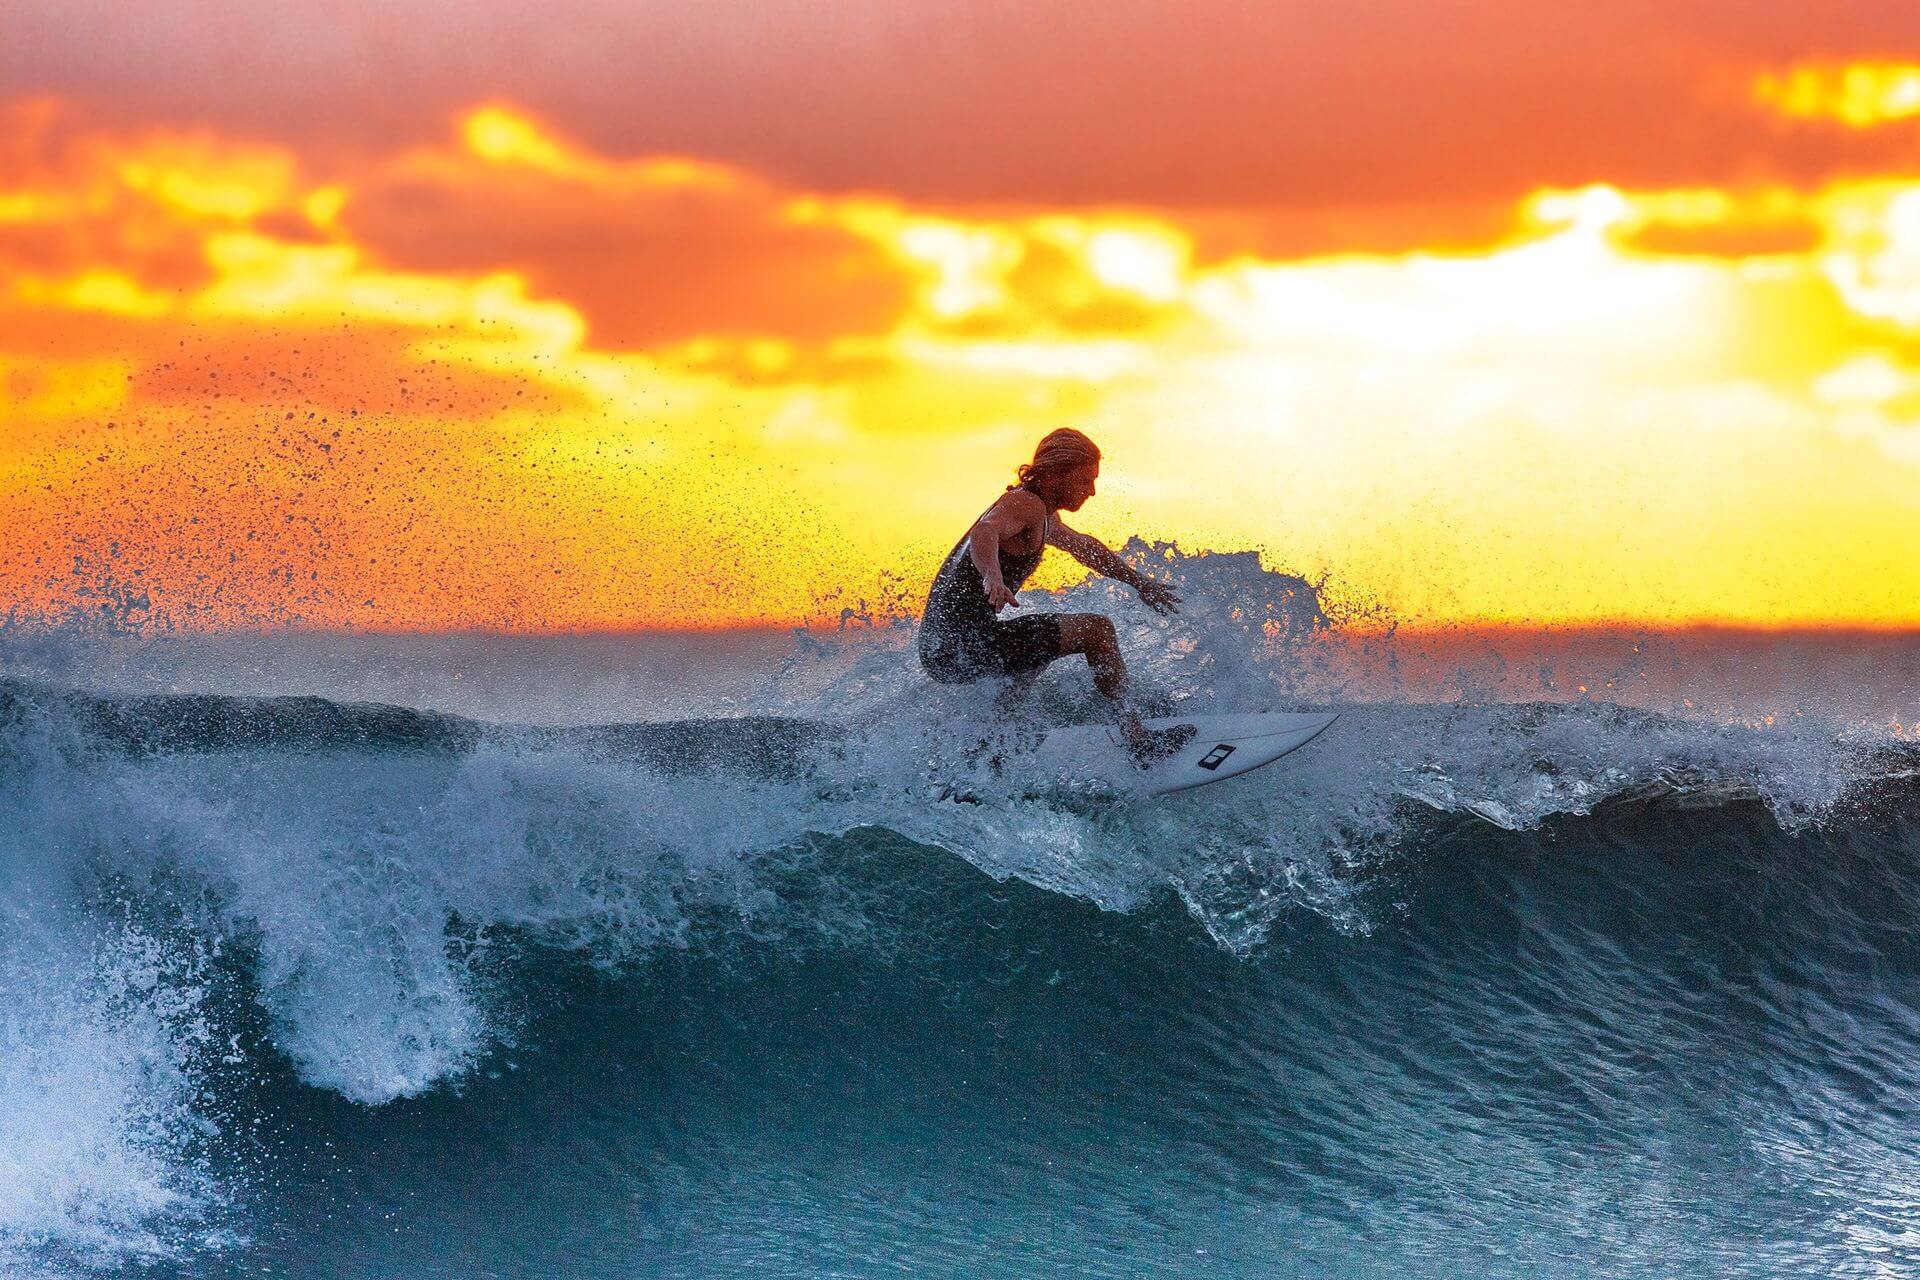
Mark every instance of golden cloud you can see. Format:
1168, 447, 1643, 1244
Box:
1756, 63, 1920, 129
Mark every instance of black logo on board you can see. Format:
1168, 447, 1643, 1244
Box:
1198, 744, 1235, 770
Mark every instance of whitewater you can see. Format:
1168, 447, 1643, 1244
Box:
4, 546, 1920, 1278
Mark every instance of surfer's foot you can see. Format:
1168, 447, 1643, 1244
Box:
1126, 722, 1197, 766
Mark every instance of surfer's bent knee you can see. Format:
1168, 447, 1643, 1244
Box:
1057, 613, 1118, 656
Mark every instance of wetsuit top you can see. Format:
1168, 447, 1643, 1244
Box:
925, 507, 1048, 630
917, 499, 1060, 683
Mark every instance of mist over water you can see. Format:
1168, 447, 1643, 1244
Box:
4, 544, 1920, 1277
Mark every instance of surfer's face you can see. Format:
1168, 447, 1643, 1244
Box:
1056, 461, 1099, 511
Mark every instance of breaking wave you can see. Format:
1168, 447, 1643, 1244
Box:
4, 544, 1918, 1276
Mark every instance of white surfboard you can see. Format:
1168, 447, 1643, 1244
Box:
1032, 711, 1339, 796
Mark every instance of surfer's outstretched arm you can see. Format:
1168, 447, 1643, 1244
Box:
1047, 520, 1181, 615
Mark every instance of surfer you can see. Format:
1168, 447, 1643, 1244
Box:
919, 428, 1196, 762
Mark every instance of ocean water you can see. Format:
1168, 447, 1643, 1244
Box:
5, 549, 1920, 1278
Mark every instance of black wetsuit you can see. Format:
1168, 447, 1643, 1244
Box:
918, 503, 1064, 684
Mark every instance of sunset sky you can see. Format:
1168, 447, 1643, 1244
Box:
7, 1, 1920, 629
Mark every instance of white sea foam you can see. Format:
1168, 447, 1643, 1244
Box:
0, 708, 224, 1272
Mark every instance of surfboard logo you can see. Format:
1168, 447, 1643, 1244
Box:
1198, 744, 1235, 770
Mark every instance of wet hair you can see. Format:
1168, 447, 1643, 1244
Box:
1011, 428, 1101, 493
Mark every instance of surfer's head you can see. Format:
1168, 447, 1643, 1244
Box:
1013, 428, 1101, 511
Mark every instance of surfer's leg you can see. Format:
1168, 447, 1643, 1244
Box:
1055, 614, 1190, 762
989, 614, 1066, 694
1056, 614, 1129, 702
1057, 614, 1152, 747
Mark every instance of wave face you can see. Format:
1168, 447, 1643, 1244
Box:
5, 551, 1920, 1277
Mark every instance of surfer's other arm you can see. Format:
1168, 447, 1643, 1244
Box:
1048, 519, 1181, 616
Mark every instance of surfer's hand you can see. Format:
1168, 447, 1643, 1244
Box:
1137, 579, 1181, 616
986, 582, 1020, 610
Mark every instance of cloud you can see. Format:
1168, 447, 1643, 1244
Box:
0, 98, 266, 293
338, 109, 914, 348
11, 1, 1920, 213
1755, 62, 1920, 128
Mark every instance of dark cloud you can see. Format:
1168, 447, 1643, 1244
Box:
9, 0, 1920, 212
339, 161, 912, 347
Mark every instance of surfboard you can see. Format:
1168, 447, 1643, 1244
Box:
1032, 711, 1339, 796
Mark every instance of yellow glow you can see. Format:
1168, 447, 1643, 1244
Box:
892, 221, 1022, 317
461, 105, 738, 191
113, 140, 295, 220
631, 156, 741, 189
1756, 62, 1920, 127
0, 355, 129, 418
304, 185, 347, 227
13, 270, 175, 317
1526, 185, 1633, 232
463, 105, 577, 171
118, 164, 265, 219
893, 334, 1148, 380
196, 233, 585, 349
1817, 184, 1920, 329
0, 190, 71, 222
1080, 226, 1189, 301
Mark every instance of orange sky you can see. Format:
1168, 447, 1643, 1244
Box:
6, 6, 1920, 630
